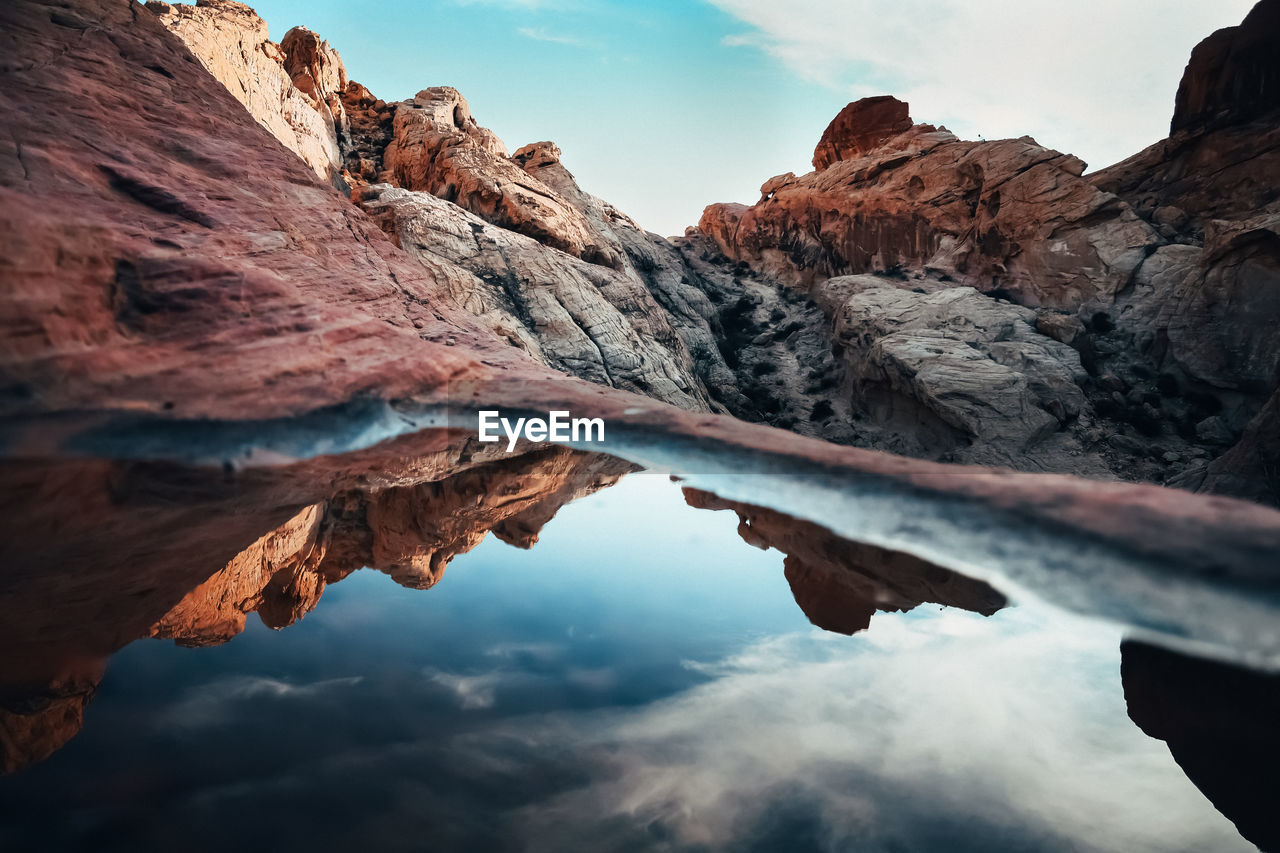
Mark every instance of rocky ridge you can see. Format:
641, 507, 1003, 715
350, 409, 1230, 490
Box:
692, 1, 1280, 499
138, 0, 1280, 498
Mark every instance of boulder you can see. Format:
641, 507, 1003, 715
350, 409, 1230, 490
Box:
1171, 0, 1280, 134
813, 95, 915, 170
823, 277, 1102, 471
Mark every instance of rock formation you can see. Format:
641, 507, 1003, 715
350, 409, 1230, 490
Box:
144, 2, 753, 413
144, 0, 347, 186
701, 95, 1154, 308
824, 276, 1104, 471
812, 95, 916, 171
0, 439, 629, 771
1, 0, 1279, 685
1170, 0, 1280, 134
149, 444, 629, 646
684, 488, 1006, 634
132, 0, 1280, 498
689, 2, 1280, 498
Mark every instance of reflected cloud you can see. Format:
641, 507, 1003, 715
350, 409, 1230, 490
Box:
489, 610, 1253, 852
428, 671, 505, 711
160, 676, 366, 729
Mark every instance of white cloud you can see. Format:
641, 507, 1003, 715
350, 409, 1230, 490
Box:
711, 0, 1257, 170
160, 675, 364, 729
500, 608, 1252, 851
517, 26, 590, 47
428, 670, 506, 710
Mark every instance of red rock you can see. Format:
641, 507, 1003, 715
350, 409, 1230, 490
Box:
812, 95, 915, 171
700, 114, 1154, 308
0, 0, 1277, 691
1171, 0, 1280, 133
145, 0, 345, 184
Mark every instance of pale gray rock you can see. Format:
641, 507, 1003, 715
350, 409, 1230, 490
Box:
357, 184, 719, 412
824, 277, 1104, 472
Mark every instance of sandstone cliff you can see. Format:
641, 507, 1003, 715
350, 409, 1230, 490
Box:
144, 0, 347, 186
691, 2, 1280, 497
133, 0, 1280, 497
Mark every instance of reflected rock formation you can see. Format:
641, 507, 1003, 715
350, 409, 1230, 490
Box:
1121, 640, 1280, 853
0, 441, 630, 773
683, 488, 1007, 634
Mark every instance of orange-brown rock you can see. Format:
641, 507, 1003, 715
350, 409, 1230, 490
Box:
381, 87, 615, 265
0, 439, 629, 770
279, 25, 347, 125
1, 0, 1279, 685
813, 95, 915, 171
148, 503, 329, 645
146, 444, 631, 646
0, 661, 103, 775
700, 99, 1156, 309
145, 0, 345, 185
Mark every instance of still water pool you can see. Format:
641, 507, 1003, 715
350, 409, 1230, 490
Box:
0, 467, 1268, 852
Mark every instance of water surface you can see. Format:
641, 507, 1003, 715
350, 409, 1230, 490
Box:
0, 456, 1272, 852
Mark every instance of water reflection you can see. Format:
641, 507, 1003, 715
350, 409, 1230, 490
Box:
684, 488, 1006, 634
1122, 640, 1280, 853
0, 441, 1272, 851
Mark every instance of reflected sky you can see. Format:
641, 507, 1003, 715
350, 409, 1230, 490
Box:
0, 473, 1255, 852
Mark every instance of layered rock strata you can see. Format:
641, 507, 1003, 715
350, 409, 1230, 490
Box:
144, 0, 347, 186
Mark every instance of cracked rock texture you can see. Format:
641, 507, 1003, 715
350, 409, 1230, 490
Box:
700, 95, 1158, 310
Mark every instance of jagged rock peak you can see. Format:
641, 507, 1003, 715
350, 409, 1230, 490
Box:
280, 26, 348, 106
813, 95, 915, 170
1172, 0, 1280, 133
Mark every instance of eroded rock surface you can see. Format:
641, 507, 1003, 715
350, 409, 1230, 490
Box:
824, 277, 1102, 471
145, 0, 346, 185
149, 444, 629, 645
689, 0, 1280, 498
701, 100, 1156, 309
812, 95, 916, 171
0, 439, 629, 772
356, 184, 719, 410
138, 0, 1280, 497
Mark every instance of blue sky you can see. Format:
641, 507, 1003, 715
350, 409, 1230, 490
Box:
246, 0, 1256, 236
